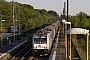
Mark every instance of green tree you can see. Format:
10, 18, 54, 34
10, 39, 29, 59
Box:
76, 11, 87, 20
68, 16, 80, 28
48, 10, 59, 18
0, 1, 56, 32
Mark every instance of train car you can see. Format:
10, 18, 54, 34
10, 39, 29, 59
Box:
32, 20, 60, 56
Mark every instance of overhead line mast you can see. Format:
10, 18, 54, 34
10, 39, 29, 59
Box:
67, 0, 69, 21
12, 0, 15, 25
12, 0, 16, 42
63, 2, 66, 19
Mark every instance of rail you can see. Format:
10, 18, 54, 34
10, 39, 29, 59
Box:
11, 43, 32, 60
0, 40, 27, 59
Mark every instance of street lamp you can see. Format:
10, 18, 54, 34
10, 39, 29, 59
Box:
1, 20, 5, 47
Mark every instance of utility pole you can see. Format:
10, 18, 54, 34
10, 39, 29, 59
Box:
12, 0, 15, 25
63, 2, 66, 19
67, 0, 69, 21
63, 2, 68, 59
18, 11, 20, 34
12, 0, 16, 42
17, 2, 20, 36
67, 0, 69, 59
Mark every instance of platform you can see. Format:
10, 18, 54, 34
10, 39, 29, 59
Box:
49, 30, 66, 60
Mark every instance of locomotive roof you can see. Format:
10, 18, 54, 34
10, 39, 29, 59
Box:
33, 21, 60, 36
33, 27, 53, 36
33, 33, 47, 37
34, 29, 48, 35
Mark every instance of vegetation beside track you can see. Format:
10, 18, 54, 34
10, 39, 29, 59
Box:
68, 11, 90, 59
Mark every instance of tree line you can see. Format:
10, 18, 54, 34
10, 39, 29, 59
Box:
0, 0, 59, 33
68, 11, 90, 29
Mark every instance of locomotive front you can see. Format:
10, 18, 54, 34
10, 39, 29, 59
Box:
32, 20, 60, 56
32, 32, 51, 56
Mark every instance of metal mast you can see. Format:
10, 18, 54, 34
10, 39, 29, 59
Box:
67, 0, 69, 21
12, 0, 16, 42
12, 0, 15, 25
63, 2, 66, 19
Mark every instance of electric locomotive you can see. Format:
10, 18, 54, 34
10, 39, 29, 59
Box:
32, 21, 60, 56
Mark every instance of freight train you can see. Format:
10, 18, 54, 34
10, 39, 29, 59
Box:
32, 20, 60, 56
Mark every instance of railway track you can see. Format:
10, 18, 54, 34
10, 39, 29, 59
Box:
10, 30, 66, 60
21, 51, 49, 60
10, 41, 49, 60
10, 43, 32, 60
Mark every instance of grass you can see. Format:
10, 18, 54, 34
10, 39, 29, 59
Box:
72, 36, 90, 60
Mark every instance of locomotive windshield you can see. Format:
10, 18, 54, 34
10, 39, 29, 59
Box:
34, 36, 47, 44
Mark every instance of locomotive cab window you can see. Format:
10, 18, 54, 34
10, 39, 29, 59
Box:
41, 37, 47, 44
34, 38, 40, 44
34, 36, 47, 44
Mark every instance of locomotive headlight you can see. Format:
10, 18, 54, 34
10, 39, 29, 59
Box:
44, 46, 47, 48
34, 46, 37, 49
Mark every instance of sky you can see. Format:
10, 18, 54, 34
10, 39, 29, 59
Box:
6, 0, 90, 15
